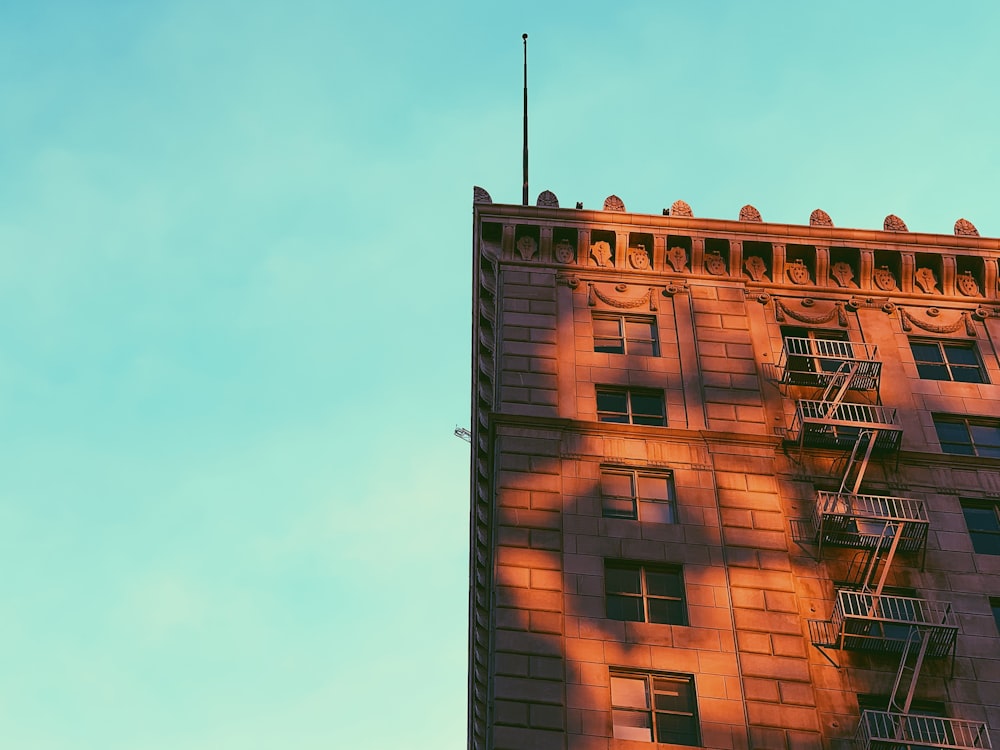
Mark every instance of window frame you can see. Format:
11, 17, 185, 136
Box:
609, 669, 700, 746
961, 500, 1000, 555
596, 387, 666, 426
605, 560, 687, 625
933, 415, 1000, 458
592, 313, 659, 356
909, 338, 988, 384
599, 466, 676, 523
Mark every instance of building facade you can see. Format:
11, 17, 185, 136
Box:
468, 187, 1000, 750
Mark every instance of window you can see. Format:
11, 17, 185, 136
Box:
596, 388, 665, 426
933, 415, 1000, 457
961, 501, 1000, 555
910, 339, 987, 383
781, 325, 851, 385
593, 314, 659, 356
857, 694, 946, 717
605, 561, 686, 625
610, 670, 699, 746
600, 468, 676, 523
990, 598, 1000, 634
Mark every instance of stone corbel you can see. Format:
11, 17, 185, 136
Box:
556, 272, 580, 289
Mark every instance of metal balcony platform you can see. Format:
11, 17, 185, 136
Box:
809, 590, 958, 657
779, 337, 882, 390
791, 400, 903, 451
857, 710, 992, 749
813, 491, 929, 558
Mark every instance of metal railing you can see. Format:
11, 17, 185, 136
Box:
791, 400, 902, 451
857, 710, 992, 749
809, 591, 958, 657
780, 337, 882, 390
813, 491, 929, 555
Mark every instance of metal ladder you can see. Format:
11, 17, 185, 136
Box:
889, 626, 932, 715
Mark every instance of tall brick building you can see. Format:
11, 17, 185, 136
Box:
468, 187, 1000, 750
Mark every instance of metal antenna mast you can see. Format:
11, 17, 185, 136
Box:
522, 33, 529, 206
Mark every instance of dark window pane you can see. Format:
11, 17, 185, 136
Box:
970, 424, 1000, 451
606, 566, 642, 594
942, 442, 976, 456
653, 677, 694, 712
645, 570, 683, 598
934, 420, 970, 442
952, 366, 985, 384
945, 345, 979, 366
648, 599, 685, 625
597, 390, 628, 415
633, 415, 667, 426
911, 343, 944, 363
607, 594, 644, 621
656, 715, 699, 746
970, 532, 1000, 555
630, 393, 665, 425
916, 363, 950, 380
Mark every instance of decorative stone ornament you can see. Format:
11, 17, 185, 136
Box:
628, 245, 651, 270
670, 199, 693, 218
536, 190, 559, 208
957, 271, 981, 297
590, 240, 613, 267
739, 204, 762, 222
554, 239, 575, 264
899, 307, 976, 336
473, 186, 492, 204
809, 209, 833, 227
786, 259, 811, 285
587, 283, 658, 311
873, 265, 898, 291
883, 214, 908, 232
515, 235, 538, 261
603, 195, 626, 212
954, 218, 980, 237
704, 252, 727, 276
831, 262, 855, 288
914, 267, 938, 294
666, 246, 688, 273
744, 255, 768, 281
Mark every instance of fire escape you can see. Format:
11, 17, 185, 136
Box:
778, 335, 992, 750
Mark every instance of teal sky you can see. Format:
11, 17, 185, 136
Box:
1, 2, 999, 748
